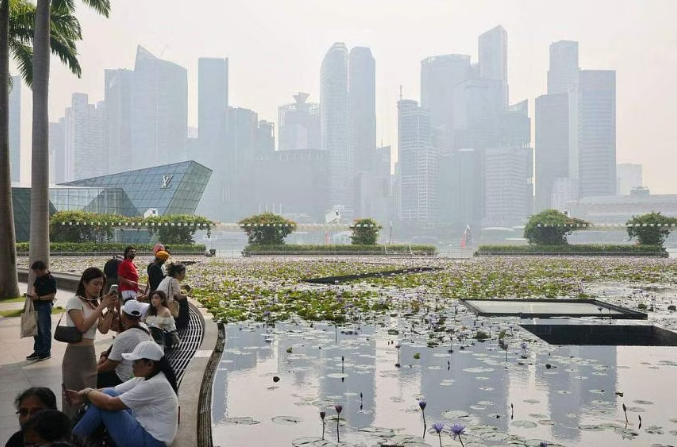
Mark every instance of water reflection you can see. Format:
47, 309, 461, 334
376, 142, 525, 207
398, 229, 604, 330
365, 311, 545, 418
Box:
212, 320, 677, 446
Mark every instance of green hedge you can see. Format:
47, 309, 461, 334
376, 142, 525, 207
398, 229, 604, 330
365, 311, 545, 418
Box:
243, 244, 438, 256
16, 242, 207, 254
474, 244, 667, 257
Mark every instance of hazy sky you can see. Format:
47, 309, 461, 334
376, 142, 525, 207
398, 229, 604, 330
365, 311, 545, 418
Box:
13, 0, 677, 193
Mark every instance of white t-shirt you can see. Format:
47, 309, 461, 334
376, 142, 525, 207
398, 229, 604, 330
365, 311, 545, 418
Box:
107, 327, 152, 382
65, 296, 98, 340
156, 277, 181, 302
116, 372, 178, 445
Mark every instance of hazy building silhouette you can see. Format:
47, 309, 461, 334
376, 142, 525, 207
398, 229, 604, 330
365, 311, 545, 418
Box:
478, 25, 508, 107
198, 57, 228, 163
104, 69, 133, 176
576, 70, 616, 198
9, 76, 20, 182
438, 147, 483, 231
348, 47, 376, 172
321, 43, 351, 217
278, 93, 320, 151
49, 119, 66, 184
131, 46, 187, 169
256, 120, 275, 154
548, 41, 579, 95
535, 93, 570, 211
420, 54, 471, 151
453, 79, 505, 150
484, 144, 533, 227
64, 93, 105, 181
617, 163, 643, 195
397, 99, 437, 221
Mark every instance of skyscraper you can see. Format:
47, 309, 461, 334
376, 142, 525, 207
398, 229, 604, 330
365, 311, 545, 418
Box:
64, 93, 105, 181
9, 76, 20, 182
278, 93, 320, 151
104, 69, 133, 175
49, 119, 66, 184
348, 47, 376, 172
576, 70, 616, 198
484, 145, 533, 227
535, 93, 569, 211
397, 99, 437, 221
548, 41, 579, 95
320, 43, 351, 216
453, 79, 505, 150
198, 57, 229, 164
131, 46, 188, 169
478, 25, 508, 107
420, 54, 471, 150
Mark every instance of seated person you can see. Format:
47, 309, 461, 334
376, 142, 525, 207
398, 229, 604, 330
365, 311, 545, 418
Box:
97, 300, 151, 388
22, 410, 72, 447
69, 341, 179, 447
5, 387, 57, 447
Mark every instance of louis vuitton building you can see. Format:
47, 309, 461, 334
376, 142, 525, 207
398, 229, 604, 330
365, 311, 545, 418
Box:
12, 161, 212, 241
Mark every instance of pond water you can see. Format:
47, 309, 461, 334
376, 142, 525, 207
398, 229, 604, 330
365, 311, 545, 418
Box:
211, 315, 677, 447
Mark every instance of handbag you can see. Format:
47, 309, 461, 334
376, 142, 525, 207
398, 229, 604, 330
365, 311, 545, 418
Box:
167, 280, 180, 318
54, 310, 82, 343
166, 331, 181, 349
20, 298, 38, 338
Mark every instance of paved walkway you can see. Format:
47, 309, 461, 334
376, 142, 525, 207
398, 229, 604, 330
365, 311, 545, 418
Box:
0, 284, 114, 446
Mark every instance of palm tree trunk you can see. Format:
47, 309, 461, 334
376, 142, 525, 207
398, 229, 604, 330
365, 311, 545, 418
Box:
29, 0, 51, 282
0, 0, 20, 299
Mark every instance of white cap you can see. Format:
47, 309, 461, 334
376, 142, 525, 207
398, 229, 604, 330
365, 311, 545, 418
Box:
122, 340, 164, 361
122, 300, 149, 318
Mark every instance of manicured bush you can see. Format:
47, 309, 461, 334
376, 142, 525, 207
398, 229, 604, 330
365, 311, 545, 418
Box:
16, 242, 207, 254
474, 244, 667, 257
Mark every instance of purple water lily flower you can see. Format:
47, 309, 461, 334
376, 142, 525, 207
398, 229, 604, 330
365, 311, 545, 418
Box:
319, 411, 326, 420
335, 404, 342, 415
432, 422, 445, 433
450, 423, 466, 446
419, 400, 427, 411
539, 442, 548, 447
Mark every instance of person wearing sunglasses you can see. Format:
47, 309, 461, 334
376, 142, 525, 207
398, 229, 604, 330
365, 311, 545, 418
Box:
5, 387, 57, 447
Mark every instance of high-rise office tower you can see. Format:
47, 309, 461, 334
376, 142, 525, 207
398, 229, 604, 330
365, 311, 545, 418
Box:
278, 93, 320, 151
420, 54, 471, 150
576, 70, 616, 198
131, 46, 188, 169
9, 76, 20, 182
104, 69, 133, 175
535, 93, 569, 211
348, 47, 376, 172
256, 120, 275, 153
438, 148, 483, 231
64, 93, 105, 181
198, 57, 228, 164
453, 79, 505, 150
478, 25, 508, 107
484, 145, 533, 227
397, 99, 437, 221
548, 41, 579, 95
321, 43, 351, 216
616, 163, 643, 196
49, 119, 66, 184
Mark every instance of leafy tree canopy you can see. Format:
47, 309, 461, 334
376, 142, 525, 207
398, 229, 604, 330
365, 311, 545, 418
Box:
350, 218, 382, 245
523, 209, 589, 246
238, 213, 297, 245
626, 212, 677, 247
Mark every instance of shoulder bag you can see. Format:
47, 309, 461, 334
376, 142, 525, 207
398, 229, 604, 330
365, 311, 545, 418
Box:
20, 297, 38, 338
54, 303, 83, 344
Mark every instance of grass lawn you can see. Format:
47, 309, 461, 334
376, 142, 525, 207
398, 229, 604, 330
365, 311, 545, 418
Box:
0, 306, 64, 318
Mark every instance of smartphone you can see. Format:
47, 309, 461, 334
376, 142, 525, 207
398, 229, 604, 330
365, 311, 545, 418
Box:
109, 284, 118, 294
62, 383, 71, 405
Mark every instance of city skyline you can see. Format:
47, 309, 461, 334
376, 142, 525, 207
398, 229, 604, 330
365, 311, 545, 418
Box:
7, 0, 677, 195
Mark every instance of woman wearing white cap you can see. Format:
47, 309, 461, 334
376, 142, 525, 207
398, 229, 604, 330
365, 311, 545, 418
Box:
67, 341, 179, 447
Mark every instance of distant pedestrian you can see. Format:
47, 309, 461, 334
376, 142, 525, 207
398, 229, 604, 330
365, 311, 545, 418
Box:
118, 246, 140, 302
26, 261, 57, 361
145, 251, 169, 294
103, 254, 122, 295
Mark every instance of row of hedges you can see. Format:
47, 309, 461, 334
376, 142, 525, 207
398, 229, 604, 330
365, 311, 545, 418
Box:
243, 244, 438, 256
16, 242, 207, 255
474, 244, 668, 257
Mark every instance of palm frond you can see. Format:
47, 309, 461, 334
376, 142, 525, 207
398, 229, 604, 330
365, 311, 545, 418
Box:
49, 30, 82, 78
81, 0, 110, 17
9, 41, 33, 87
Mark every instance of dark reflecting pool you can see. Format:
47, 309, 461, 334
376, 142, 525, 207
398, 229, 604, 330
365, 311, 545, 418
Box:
211, 318, 677, 447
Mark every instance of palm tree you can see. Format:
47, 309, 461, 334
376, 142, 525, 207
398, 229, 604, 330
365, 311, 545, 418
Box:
0, 0, 99, 298
28, 0, 110, 286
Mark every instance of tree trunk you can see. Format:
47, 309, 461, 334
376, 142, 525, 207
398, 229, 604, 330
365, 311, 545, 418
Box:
29, 0, 51, 285
0, 0, 20, 299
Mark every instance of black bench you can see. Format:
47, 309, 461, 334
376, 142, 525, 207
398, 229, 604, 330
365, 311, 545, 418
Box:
166, 306, 204, 383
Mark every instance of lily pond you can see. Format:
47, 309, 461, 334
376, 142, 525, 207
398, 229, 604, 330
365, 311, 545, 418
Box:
202, 257, 677, 447
35, 255, 677, 446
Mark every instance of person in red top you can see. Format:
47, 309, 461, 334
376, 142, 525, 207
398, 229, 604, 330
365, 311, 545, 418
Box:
118, 246, 140, 302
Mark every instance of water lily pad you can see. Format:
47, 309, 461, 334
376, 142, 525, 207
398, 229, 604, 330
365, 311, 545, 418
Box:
578, 424, 604, 431
512, 420, 538, 428
272, 415, 302, 425
224, 416, 260, 425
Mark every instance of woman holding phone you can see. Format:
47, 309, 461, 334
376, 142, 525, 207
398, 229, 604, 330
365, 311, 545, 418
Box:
62, 267, 118, 420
